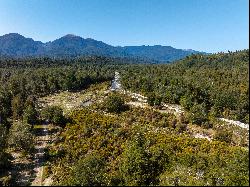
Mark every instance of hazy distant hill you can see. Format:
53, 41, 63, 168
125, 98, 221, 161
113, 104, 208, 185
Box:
122, 45, 202, 62
0, 33, 205, 62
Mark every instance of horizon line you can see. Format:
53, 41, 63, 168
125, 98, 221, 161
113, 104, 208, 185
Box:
1, 32, 248, 54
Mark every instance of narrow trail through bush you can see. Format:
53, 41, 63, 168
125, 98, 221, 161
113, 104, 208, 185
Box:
31, 122, 51, 186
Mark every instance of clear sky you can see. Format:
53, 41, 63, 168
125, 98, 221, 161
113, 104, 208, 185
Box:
0, 0, 248, 53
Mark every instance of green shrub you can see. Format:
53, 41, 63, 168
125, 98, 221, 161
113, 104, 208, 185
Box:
23, 105, 38, 125
188, 103, 208, 125
41, 106, 66, 126
214, 128, 233, 144
65, 153, 107, 186
175, 122, 187, 133
103, 93, 127, 113
119, 132, 155, 186
8, 122, 34, 153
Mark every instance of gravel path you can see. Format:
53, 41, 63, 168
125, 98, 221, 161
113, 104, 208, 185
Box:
31, 123, 50, 186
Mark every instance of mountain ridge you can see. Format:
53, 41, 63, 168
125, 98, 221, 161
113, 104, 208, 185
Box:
0, 33, 206, 62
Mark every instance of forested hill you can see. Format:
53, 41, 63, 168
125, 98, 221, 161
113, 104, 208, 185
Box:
0, 33, 205, 62
120, 49, 249, 123
174, 49, 249, 68
0, 56, 158, 69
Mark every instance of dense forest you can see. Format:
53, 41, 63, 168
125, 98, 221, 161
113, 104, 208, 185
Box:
0, 50, 249, 186
120, 49, 249, 124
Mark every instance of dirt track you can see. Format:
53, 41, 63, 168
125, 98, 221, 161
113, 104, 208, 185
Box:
31, 123, 52, 186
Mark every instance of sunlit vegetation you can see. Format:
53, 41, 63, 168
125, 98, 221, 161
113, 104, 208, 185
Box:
41, 106, 66, 126
48, 108, 248, 186
102, 93, 128, 113
8, 122, 35, 153
120, 50, 249, 124
0, 50, 249, 186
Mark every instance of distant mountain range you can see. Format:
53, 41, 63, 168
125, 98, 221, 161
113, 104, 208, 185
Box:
0, 33, 206, 62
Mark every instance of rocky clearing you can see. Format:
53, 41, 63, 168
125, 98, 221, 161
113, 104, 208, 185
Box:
9, 72, 248, 186
38, 72, 249, 143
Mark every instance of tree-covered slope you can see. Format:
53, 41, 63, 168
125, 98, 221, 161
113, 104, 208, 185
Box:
120, 49, 249, 123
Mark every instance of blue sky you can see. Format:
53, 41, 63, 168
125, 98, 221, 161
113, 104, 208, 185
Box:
0, 0, 248, 53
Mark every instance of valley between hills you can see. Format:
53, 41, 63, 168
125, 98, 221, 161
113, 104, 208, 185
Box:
0, 50, 249, 186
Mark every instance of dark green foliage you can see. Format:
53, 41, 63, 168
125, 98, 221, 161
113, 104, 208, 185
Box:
147, 94, 155, 106
0, 91, 11, 125
175, 122, 187, 133
180, 95, 193, 110
11, 94, 25, 120
64, 153, 107, 186
188, 103, 208, 126
41, 106, 65, 125
103, 93, 127, 113
0, 125, 11, 171
8, 122, 34, 153
22, 105, 38, 125
120, 132, 152, 186
214, 128, 233, 144
147, 93, 162, 106
121, 50, 249, 123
